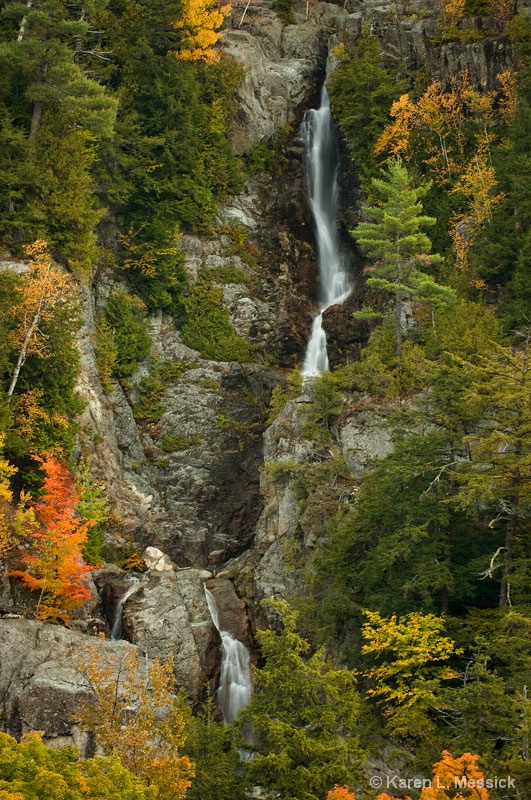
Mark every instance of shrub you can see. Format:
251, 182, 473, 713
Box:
181, 279, 254, 362
104, 290, 152, 377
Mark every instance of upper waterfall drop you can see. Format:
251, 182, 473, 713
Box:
302, 85, 351, 377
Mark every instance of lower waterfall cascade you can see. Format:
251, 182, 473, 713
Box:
204, 586, 252, 723
301, 84, 351, 377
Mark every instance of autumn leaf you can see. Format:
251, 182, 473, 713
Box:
174, 0, 232, 63
9, 453, 96, 623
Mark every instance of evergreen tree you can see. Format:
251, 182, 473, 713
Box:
352, 158, 453, 359
240, 600, 364, 800
328, 29, 407, 183
0, 0, 116, 266
184, 693, 244, 800
449, 334, 531, 608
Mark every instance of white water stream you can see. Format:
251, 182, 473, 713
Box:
302, 86, 351, 377
110, 576, 143, 640
204, 586, 252, 724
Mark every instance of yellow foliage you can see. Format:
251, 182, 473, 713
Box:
119, 224, 181, 277
490, 0, 514, 27
11, 389, 69, 453
175, 0, 232, 63
0, 437, 35, 562
442, 0, 465, 27
498, 70, 519, 123
361, 610, 461, 737
75, 648, 194, 800
7, 241, 77, 398
375, 94, 415, 157
451, 146, 505, 269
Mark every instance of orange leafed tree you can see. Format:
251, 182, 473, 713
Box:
10, 454, 96, 623
376, 750, 489, 800
327, 786, 356, 800
175, 0, 231, 63
76, 648, 194, 800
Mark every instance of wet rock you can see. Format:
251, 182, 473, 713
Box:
205, 577, 251, 645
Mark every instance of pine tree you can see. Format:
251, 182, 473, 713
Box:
352, 158, 453, 359
450, 334, 531, 608
240, 600, 364, 800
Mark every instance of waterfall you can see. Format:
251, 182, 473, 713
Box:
110, 576, 143, 640
204, 586, 252, 724
302, 85, 350, 377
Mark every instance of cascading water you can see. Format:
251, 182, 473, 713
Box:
302, 85, 351, 377
110, 576, 143, 640
204, 586, 251, 724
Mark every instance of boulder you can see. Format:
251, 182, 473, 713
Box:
0, 618, 144, 752
121, 569, 220, 701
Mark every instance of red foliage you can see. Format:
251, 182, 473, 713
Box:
10, 454, 96, 623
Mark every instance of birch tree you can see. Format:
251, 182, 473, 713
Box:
7, 241, 76, 398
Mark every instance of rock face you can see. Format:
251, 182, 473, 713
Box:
205, 576, 251, 646
223, 1, 350, 155
230, 389, 400, 617
120, 568, 220, 701
0, 618, 144, 752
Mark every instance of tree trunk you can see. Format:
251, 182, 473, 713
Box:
17, 0, 33, 42
30, 61, 47, 138
395, 287, 402, 361
499, 513, 516, 608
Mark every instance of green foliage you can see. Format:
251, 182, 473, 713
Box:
95, 318, 119, 394
347, 319, 436, 400
182, 278, 254, 362
352, 157, 452, 360
470, 64, 531, 328
0, 0, 117, 270
160, 433, 202, 452
245, 140, 274, 174
240, 600, 364, 800
328, 30, 408, 184
76, 460, 109, 565
302, 371, 344, 444
202, 263, 248, 284
185, 693, 244, 800
448, 336, 531, 608
271, 0, 297, 25
0, 731, 151, 799
267, 369, 303, 423
104, 290, 152, 378
133, 370, 165, 424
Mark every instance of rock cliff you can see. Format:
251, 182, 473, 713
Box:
1, 0, 529, 747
